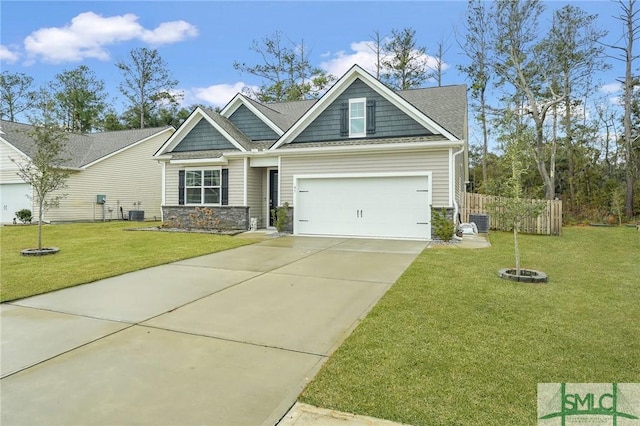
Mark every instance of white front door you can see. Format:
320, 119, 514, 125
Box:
295, 174, 431, 240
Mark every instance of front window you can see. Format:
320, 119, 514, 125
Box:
349, 98, 366, 137
185, 169, 221, 204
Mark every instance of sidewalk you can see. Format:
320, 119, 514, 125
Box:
279, 403, 411, 426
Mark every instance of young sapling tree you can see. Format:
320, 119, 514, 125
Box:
11, 121, 70, 251
490, 130, 546, 276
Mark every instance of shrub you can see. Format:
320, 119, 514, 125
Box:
160, 216, 182, 229
432, 208, 456, 241
15, 209, 32, 224
271, 202, 290, 233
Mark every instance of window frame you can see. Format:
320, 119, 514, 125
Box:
184, 167, 222, 205
348, 97, 367, 138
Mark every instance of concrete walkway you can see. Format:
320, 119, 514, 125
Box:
1, 236, 428, 426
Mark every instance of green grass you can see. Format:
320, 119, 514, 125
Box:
300, 227, 640, 425
0, 221, 260, 302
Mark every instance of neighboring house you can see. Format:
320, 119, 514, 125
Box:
0, 120, 175, 223
155, 65, 468, 240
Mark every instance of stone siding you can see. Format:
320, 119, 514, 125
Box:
162, 206, 250, 230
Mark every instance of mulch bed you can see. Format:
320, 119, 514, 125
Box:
124, 227, 245, 235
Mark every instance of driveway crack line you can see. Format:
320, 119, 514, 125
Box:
136, 323, 329, 358
0, 323, 137, 380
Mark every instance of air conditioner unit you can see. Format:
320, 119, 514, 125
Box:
128, 210, 145, 221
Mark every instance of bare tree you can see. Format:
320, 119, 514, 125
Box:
608, 0, 639, 218
492, 0, 565, 200
458, 0, 493, 188
541, 4, 608, 213
431, 33, 451, 87
595, 102, 620, 175
368, 30, 386, 79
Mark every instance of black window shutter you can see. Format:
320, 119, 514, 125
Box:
366, 100, 376, 135
178, 170, 185, 205
340, 102, 348, 136
221, 168, 229, 205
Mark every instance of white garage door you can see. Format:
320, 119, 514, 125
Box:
295, 174, 431, 240
0, 183, 32, 223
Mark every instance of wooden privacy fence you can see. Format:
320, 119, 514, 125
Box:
461, 193, 563, 236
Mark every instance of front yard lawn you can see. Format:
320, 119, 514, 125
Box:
0, 221, 260, 302
300, 226, 640, 425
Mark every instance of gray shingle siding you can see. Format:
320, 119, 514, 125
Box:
229, 105, 279, 141
292, 78, 432, 144
172, 118, 238, 152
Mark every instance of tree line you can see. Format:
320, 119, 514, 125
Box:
460, 0, 638, 221
0, 26, 441, 131
0, 48, 195, 132
1, 0, 638, 222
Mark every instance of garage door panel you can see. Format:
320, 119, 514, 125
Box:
297, 200, 355, 236
295, 175, 431, 240
0, 183, 32, 223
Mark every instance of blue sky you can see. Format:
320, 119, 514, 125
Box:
0, 0, 627, 131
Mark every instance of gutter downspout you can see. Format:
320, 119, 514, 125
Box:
160, 160, 166, 222
452, 146, 466, 226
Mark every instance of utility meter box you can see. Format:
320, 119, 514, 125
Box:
96, 195, 106, 204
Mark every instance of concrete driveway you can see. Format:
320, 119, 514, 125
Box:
1, 236, 426, 426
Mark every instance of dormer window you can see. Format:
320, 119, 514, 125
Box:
349, 98, 366, 138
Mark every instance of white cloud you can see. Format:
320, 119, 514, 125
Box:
0, 45, 19, 64
600, 82, 622, 94
23, 11, 198, 64
597, 82, 623, 106
320, 40, 448, 80
320, 41, 379, 77
609, 96, 622, 106
191, 82, 258, 108
141, 20, 198, 45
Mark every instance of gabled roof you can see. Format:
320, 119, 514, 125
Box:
221, 94, 285, 135
155, 107, 251, 156
0, 120, 174, 169
220, 94, 316, 135
200, 108, 254, 151
155, 65, 466, 159
156, 106, 286, 156
398, 85, 467, 140
270, 64, 461, 149
263, 98, 317, 131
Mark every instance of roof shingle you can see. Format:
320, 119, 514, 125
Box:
0, 120, 172, 168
